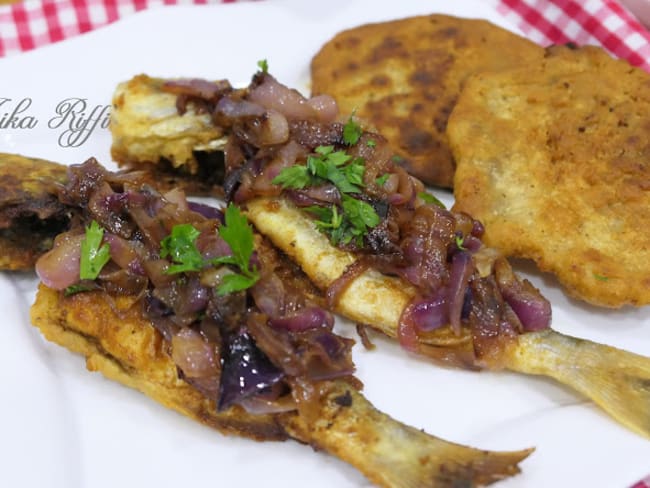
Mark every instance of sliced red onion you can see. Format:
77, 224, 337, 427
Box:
215, 96, 265, 119
447, 251, 474, 334
269, 306, 334, 332
306, 94, 339, 123
188, 202, 224, 221
249, 75, 312, 119
405, 290, 448, 332
217, 329, 284, 411
171, 327, 219, 378
35, 232, 84, 290
502, 290, 552, 331
163, 78, 231, 101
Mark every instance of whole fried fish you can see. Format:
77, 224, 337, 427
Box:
20, 157, 531, 488
448, 45, 650, 308
0, 154, 70, 270
107, 72, 650, 440
310, 14, 544, 188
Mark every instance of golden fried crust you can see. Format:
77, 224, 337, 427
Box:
0, 154, 69, 270
310, 14, 544, 188
449, 45, 650, 307
30, 284, 288, 441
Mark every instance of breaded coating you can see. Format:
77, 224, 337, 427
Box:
0, 154, 69, 270
449, 45, 650, 307
310, 14, 544, 188
30, 284, 287, 441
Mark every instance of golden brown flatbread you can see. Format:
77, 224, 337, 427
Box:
310, 14, 544, 188
449, 45, 650, 308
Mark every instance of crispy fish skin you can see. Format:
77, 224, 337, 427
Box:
111, 75, 227, 182
30, 283, 532, 487
31, 284, 287, 440
448, 45, 650, 307
107, 73, 650, 437
0, 153, 69, 270
245, 196, 650, 439
310, 14, 544, 188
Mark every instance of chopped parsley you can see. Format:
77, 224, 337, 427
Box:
593, 273, 609, 282
64, 283, 94, 296
366, 139, 377, 148
455, 234, 467, 251
159, 205, 259, 295
342, 112, 362, 146
160, 223, 204, 274
306, 195, 379, 246
418, 191, 446, 209
273, 145, 365, 194
212, 204, 260, 295
273, 144, 381, 247
79, 220, 111, 280
375, 174, 389, 187
257, 59, 269, 73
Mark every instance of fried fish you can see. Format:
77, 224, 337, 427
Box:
107, 72, 650, 439
448, 45, 650, 307
26, 159, 531, 487
310, 14, 544, 188
0, 153, 70, 270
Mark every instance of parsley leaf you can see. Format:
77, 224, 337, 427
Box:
257, 59, 269, 73
160, 223, 204, 274
79, 220, 111, 280
375, 174, 389, 186
366, 139, 377, 148
212, 203, 260, 295
271, 165, 312, 189
343, 113, 362, 146
418, 191, 446, 209
455, 235, 467, 251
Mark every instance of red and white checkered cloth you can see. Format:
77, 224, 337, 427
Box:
0, 0, 650, 71
0, 0, 648, 486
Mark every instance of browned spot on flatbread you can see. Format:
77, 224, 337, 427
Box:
311, 14, 544, 188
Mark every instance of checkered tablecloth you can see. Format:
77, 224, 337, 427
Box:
0, 0, 650, 71
0, 0, 649, 486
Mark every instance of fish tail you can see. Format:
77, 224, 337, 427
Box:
282, 381, 533, 488
506, 329, 650, 438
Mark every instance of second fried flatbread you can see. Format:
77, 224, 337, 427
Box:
310, 14, 544, 188
449, 45, 650, 308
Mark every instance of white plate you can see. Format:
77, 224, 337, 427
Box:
1, 1, 649, 487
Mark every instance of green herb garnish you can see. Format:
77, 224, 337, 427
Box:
64, 283, 94, 296
257, 59, 269, 73
418, 191, 446, 208
455, 235, 467, 251
212, 204, 260, 295
594, 273, 609, 282
273, 145, 365, 194
343, 112, 362, 146
375, 174, 389, 186
273, 145, 380, 246
306, 195, 380, 246
160, 223, 204, 274
79, 220, 111, 280
366, 139, 377, 148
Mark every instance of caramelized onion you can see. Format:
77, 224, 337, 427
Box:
35, 232, 84, 290
171, 327, 219, 378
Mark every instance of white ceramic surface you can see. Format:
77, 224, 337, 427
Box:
1, 1, 649, 487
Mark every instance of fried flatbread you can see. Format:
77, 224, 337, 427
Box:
0, 154, 70, 270
310, 14, 544, 188
449, 45, 650, 307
